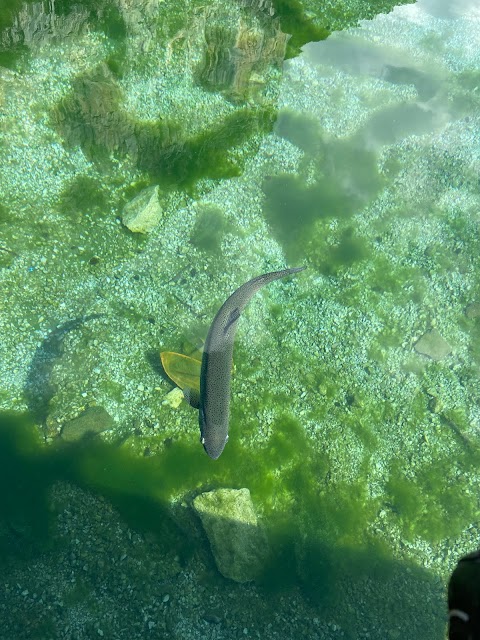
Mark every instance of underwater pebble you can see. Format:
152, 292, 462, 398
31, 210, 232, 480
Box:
465, 302, 480, 319
414, 329, 451, 360
202, 610, 222, 624
162, 387, 184, 408
122, 185, 162, 234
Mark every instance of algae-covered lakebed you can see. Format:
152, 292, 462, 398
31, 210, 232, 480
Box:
1, 0, 480, 638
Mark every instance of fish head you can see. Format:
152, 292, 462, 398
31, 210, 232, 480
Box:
200, 410, 228, 459
200, 430, 228, 459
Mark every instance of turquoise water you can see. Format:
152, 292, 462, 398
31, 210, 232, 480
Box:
1, 0, 479, 638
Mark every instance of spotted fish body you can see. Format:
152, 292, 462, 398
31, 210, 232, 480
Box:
199, 267, 306, 459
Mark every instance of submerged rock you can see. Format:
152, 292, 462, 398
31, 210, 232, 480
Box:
192, 487, 269, 582
414, 329, 451, 360
122, 186, 162, 234
61, 406, 114, 442
162, 387, 184, 409
196, 5, 288, 101
54, 63, 134, 161
465, 302, 480, 319
0, 1, 91, 50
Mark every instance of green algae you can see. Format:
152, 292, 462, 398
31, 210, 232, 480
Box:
0, 410, 453, 637
0, 44, 28, 70
0, 0, 22, 32
272, 0, 411, 58
0, 408, 360, 557
190, 204, 234, 253
0, 413, 55, 560
275, 110, 323, 154
273, 0, 329, 57
469, 322, 480, 365
139, 107, 276, 187
53, 63, 275, 189
262, 466, 444, 638
271, 0, 416, 59
320, 228, 371, 276
98, 379, 125, 405
386, 448, 480, 543
58, 175, 109, 219
262, 127, 384, 261
0, 202, 10, 225
263, 415, 309, 468
367, 257, 424, 298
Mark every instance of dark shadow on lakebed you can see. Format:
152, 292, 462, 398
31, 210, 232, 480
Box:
0, 411, 448, 639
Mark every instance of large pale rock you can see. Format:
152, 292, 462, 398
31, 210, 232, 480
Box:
192, 488, 269, 582
122, 186, 162, 234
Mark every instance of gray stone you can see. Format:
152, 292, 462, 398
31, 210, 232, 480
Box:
414, 329, 451, 360
465, 302, 480, 319
202, 609, 223, 624
122, 186, 162, 234
61, 406, 114, 442
192, 488, 269, 582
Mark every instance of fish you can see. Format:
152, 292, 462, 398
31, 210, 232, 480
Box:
448, 549, 480, 640
199, 267, 306, 459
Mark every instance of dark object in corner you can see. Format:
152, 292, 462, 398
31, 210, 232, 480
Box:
449, 549, 480, 639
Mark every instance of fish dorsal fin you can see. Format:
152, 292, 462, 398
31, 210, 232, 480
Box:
223, 307, 240, 335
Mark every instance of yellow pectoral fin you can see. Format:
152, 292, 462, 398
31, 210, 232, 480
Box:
160, 351, 201, 393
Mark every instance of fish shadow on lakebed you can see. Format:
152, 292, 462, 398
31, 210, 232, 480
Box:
23, 314, 105, 426
0, 411, 446, 639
